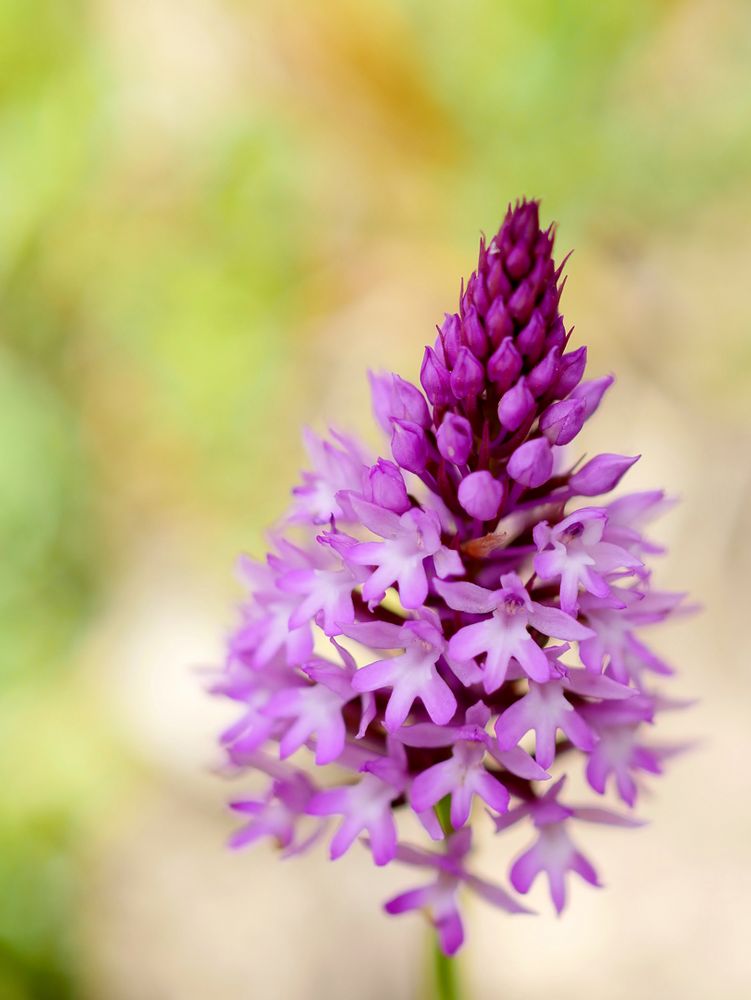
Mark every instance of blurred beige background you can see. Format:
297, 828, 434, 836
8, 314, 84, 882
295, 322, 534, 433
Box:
1, 1, 750, 998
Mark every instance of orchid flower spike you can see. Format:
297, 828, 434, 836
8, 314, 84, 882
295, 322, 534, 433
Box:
211, 198, 694, 955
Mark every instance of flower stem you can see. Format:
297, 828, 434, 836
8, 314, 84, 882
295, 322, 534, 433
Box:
433, 942, 461, 1000
428, 797, 464, 999
435, 794, 454, 838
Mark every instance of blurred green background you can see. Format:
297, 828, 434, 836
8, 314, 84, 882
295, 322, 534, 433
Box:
1, 1, 750, 998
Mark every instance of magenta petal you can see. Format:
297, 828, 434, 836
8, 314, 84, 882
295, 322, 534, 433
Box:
436, 908, 464, 957
433, 546, 464, 579
509, 845, 542, 895
585, 752, 609, 795
348, 541, 386, 566
434, 578, 498, 613
548, 868, 567, 914
420, 676, 458, 727
529, 602, 594, 640
315, 716, 347, 764
569, 453, 639, 497
307, 787, 348, 816
570, 851, 600, 887
329, 817, 362, 860
384, 685, 418, 732
472, 770, 510, 815
493, 746, 550, 781
368, 811, 397, 866
348, 495, 401, 538
342, 619, 404, 648
384, 886, 433, 915
449, 784, 473, 828
448, 620, 495, 662
508, 438, 553, 487
466, 875, 532, 915
495, 698, 533, 752
564, 669, 634, 700
572, 806, 646, 828
534, 722, 558, 770
410, 759, 456, 813
514, 638, 551, 682
398, 561, 429, 608
559, 708, 596, 753
351, 658, 398, 693
393, 722, 459, 748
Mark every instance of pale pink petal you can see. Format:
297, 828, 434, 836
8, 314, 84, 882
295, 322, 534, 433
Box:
347, 541, 385, 566
420, 675, 458, 727
434, 579, 499, 614
448, 620, 496, 662
465, 875, 532, 915
513, 638, 551, 682
450, 783, 474, 828
433, 546, 464, 579
315, 716, 347, 764
342, 620, 404, 648
330, 816, 363, 860
348, 495, 401, 538
529, 602, 594, 640
558, 708, 596, 754
492, 745, 550, 781
398, 560, 429, 608
351, 658, 401, 693
384, 684, 419, 731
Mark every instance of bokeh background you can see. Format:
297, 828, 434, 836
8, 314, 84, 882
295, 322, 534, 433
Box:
2, 1, 751, 997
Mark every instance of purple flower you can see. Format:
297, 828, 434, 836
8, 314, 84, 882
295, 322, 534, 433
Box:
436, 572, 593, 691
410, 728, 510, 828
228, 758, 323, 857
211, 198, 694, 955
277, 544, 360, 636
510, 818, 601, 914
533, 507, 643, 614
385, 829, 530, 956
231, 555, 314, 668
289, 429, 368, 524
579, 696, 678, 806
308, 767, 404, 866
495, 650, 633, 768
342, 497, 462, 609
344, 615, 458, 730
495, 778, 643, 913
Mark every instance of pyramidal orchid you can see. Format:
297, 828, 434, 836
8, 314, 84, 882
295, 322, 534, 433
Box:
211, 200, 693, 959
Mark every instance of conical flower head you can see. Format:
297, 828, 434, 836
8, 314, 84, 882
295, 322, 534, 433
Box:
210, 199, 694, 956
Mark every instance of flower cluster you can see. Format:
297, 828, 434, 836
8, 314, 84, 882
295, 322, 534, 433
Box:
212, 200, 691, 955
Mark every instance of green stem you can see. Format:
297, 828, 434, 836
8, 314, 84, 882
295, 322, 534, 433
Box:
428, 796, 464, 999
434, 794, 454, 838
433, 941, 461, 1000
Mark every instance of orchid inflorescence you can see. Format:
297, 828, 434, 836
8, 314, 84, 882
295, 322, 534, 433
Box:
212, 200, 691, 955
